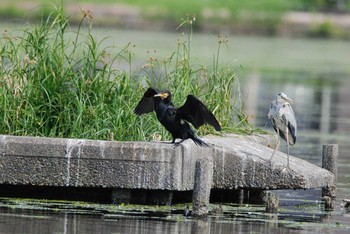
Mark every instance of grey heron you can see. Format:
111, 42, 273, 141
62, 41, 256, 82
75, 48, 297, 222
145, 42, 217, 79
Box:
268, 92, 297, 168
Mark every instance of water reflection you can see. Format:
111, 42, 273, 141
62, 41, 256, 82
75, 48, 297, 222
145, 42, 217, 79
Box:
2, 206, 348, 233
0, 208, 309, 234
242, 72, 345, 132
241, 71, 350, 216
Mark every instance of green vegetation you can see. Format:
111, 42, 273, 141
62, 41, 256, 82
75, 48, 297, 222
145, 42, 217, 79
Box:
0, 1, 53, 20
1, 1, 349, 38
30, 1, 298, 36
0, 7, 252, 141
77, 0, 350, 19
100, 0, 296, 23
296, 0, 350, 12
310, 20, 344, 38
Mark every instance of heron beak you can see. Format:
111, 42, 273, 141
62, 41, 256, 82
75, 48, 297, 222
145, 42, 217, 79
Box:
154, 92, 168, 99
284, 96, 294, 104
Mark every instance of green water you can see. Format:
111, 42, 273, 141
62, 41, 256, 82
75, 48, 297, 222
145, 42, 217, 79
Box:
91, 27, 350, 74
1, 23, 349, 74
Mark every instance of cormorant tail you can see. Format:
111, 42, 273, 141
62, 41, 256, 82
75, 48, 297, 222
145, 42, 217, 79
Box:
191, 136, 210, 147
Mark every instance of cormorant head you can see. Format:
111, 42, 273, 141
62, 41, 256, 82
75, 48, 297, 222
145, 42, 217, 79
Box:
154, 90, 171, 101
277, 92, 293, 104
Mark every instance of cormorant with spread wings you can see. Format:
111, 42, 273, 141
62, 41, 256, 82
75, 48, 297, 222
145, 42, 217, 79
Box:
134, 87, 221, 146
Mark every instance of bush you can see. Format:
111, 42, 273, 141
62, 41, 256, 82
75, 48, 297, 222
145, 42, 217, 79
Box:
310, 20, 343, 38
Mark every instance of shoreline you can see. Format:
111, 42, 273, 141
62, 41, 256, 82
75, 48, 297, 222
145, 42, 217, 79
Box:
1, 2, 350, 39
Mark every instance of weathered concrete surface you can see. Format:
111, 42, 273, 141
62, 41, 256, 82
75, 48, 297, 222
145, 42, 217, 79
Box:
322, 144, 338, 197
261, 191, 279, 213
0, 134, 335, 192
322, 144, 338, 210
0, 135, 211, 190
192, 157, 213, 216
205, 135, 335, 190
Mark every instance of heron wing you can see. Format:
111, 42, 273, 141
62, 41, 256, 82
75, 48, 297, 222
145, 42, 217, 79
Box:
280, 104, 297, 144
288, 121, 297, 144
134, 87, 159, 115
177, 95, 221, 131
268, 100, 278, 119
268, 100, 280, 132
269, 100, 297, 145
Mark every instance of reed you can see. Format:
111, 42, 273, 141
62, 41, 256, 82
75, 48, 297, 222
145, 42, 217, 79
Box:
0, 7, 253, 142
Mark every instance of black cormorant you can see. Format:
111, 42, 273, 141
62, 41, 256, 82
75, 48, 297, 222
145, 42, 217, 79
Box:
134, 87, 221, 146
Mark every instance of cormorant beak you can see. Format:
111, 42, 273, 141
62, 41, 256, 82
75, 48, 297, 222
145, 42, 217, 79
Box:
154, 92, 168, 100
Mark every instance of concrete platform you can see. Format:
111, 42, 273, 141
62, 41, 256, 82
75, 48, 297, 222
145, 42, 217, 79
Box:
0, 134, 335, 206
208, 135, 335, 190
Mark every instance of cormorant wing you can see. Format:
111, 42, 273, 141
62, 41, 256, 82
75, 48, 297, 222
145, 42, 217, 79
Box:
134, 87, 159, 115
177, 95, 221, 131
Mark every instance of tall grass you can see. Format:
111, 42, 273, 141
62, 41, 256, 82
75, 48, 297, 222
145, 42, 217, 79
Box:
0, 7, 252, 142
136, 15, 253, 138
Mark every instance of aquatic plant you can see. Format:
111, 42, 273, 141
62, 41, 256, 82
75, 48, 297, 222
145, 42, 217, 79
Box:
0, 6, 252, 141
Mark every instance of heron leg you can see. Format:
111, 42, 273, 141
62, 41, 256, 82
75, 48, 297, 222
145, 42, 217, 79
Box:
286, 126, 289, 168
286, 126, 290, 168
269, 129, 280, 162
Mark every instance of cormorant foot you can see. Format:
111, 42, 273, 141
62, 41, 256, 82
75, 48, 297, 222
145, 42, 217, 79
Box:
173, 142, 182, 148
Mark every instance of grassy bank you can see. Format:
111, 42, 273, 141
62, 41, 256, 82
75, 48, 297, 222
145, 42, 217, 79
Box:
0, 0, 299, 20
1, 1, 349, 38
0, 8, 253, 141
2, 0, 287, 35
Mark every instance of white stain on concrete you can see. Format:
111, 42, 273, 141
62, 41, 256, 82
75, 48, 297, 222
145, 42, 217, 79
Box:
74, 141, 84, 187
65, 139, 84, 186
99, 140, 106, 158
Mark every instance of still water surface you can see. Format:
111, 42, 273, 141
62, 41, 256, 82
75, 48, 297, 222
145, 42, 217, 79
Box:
0, 26, 350, 233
